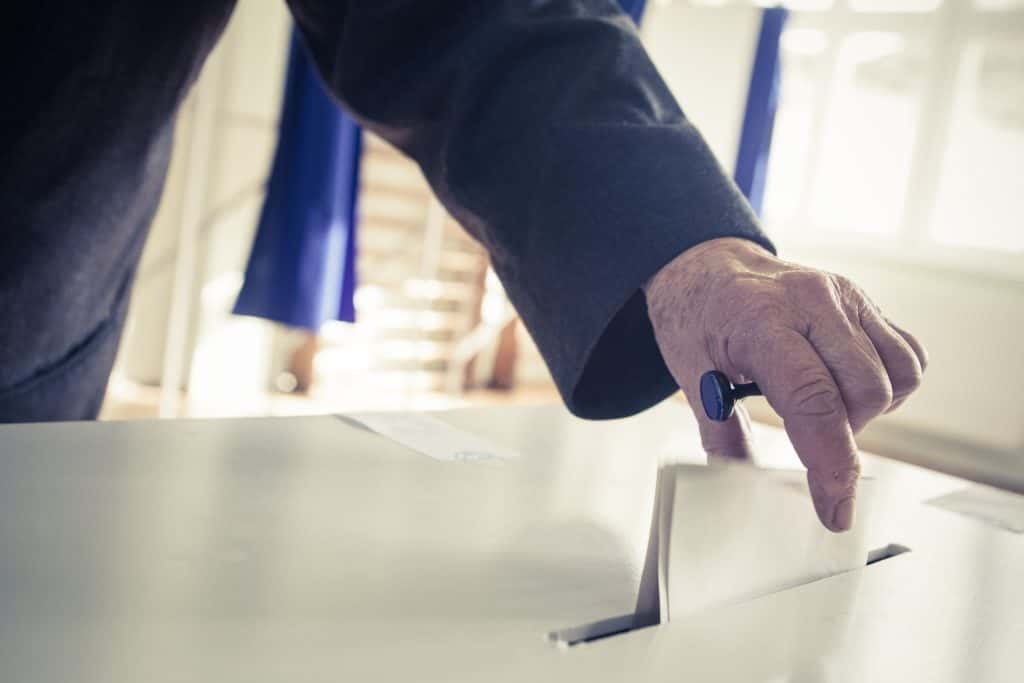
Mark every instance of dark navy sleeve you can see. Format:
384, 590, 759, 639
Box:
286, 0, 775, 419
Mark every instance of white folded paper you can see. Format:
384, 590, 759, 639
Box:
343, 411, 519, 462
635, 462, 872, 627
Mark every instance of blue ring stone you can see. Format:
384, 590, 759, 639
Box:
700, 370, 732, 422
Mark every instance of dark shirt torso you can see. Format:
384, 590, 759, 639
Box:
0, 3, 236, 416
2, 6, 232, 368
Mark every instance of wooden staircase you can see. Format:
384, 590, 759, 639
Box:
313, 134, 492, 398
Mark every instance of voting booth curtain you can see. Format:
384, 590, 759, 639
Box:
233, 32, 361, 330
734, 7, 789, 216
619, 0, 647, 25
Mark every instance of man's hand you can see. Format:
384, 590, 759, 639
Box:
645, 238, 927, 532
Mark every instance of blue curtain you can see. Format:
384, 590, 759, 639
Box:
234, 32, 361, 330
734, 7, 789, 216
619, 0, 647, 25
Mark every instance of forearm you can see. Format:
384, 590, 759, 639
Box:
287, 0, 773, 417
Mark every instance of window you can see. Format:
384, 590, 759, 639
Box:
930, 36, 1024, 250
850, 0, 942, 12
809, 31, 927, 236
763, 0, 1024, 269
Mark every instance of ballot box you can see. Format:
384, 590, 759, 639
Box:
0, 404, 1021, 682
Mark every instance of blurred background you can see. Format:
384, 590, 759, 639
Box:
102, 0, 1023, 481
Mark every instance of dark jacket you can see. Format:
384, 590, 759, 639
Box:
0, 1, 771, 422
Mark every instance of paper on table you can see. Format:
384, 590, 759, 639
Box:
635, 463, 872, 626
928, 486, 1024, 534
342, 411, 520, 462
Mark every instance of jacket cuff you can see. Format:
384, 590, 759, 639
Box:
504, 121, 774, 419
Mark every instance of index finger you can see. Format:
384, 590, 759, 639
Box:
731, 328, 860, 532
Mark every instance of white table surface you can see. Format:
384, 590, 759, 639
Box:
0, 404, 1020, 682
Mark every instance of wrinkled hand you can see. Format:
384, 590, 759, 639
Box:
645, 238, 927, 532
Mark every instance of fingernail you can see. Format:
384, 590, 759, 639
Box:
831, 497, 855, 532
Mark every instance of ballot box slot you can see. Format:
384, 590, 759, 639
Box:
866, 543, 911, 565
548, 542, 911, 647
546, 614, 638, 648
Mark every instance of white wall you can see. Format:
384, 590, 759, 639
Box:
642, 2, 762, 170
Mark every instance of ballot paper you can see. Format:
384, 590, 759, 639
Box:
634, 462, 872, 627
343, 411, 520, 462
928, 485, 1024, 534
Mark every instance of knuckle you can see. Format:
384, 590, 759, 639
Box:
849, 376, 893, 411
902, 330, 930, 372
844, 376, 893, 431
780, 270, 844, 311
892, 361, 923, 398
807, 458, 861, 490
829, 272, 856, 295
787, 375, 845, 420
779, 269, 832, 293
